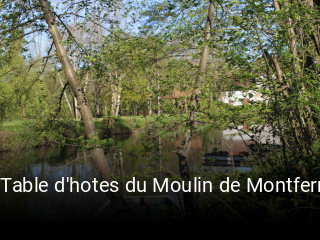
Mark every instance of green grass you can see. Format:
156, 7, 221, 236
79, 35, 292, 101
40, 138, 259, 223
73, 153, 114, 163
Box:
116, 115, 156, 129
0, 114, 184, 148
1, 113, 216, 137
0, 119, 41, 151
1, 119, 29, 131
94, 115, 164, 131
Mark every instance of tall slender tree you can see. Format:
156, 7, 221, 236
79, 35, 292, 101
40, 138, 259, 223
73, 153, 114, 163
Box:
37, 0, 130, 214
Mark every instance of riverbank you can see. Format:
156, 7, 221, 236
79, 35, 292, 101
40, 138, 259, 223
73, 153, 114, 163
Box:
0, 115, 188, 152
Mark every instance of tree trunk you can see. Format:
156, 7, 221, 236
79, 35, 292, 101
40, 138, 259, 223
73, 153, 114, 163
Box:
110, 74, 117, 116
38, 0, 130, 215
22, 102, 27, 118
74, 97, 81, 119
176, 0, 215, 215
115, 74, 122, 116
147, 97, 152, 115
147, 77, 153, 115
158, 136, 162, 178
179, 0, 214, 158
57, 71, 74, 117
156, 59, 161, 115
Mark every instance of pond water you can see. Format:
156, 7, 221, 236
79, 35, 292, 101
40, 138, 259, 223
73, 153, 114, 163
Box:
0, 128, 264, 223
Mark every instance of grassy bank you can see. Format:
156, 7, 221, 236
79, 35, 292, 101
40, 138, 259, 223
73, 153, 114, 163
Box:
0, 115, 173, 152
94, 115, 158, 135
0, 114, 213, 152
0, 120, 42, 152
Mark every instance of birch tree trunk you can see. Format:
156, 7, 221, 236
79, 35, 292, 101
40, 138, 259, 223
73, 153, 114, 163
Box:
147, 97, 152, 115
74, 97, 81, 119
115, 84, 122, 116
83, 72, 89, 93
156, 59, 161, 115
38, 0, 130, 214
115, 73, 123, 116
110, 73, 117, 116
147, 74, 153, 115
57, 71, 74, 117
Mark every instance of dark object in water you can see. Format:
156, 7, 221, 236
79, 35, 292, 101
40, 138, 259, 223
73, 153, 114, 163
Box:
203, 151, 249, 167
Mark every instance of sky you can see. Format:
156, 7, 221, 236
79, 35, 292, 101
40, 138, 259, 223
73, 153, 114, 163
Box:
25, 0, 144, 59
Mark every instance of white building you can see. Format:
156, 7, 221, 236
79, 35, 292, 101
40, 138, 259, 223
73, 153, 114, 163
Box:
221, 90, 265, 106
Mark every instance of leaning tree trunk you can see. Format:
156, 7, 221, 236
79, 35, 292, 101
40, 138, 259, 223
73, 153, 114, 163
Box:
178, 0, 214, 168
38, 0, 130, 215
177, 0, 215, 214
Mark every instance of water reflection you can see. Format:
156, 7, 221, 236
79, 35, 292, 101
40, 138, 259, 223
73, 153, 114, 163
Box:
0, 129, 255, 223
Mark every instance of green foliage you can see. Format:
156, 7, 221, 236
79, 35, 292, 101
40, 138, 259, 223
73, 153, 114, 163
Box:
0, 0, 320, 189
